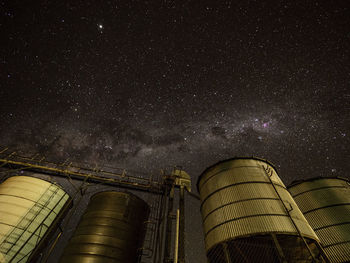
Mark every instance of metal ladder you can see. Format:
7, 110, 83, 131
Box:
0, 184, 60, 260
262, 165, 322, 262
140, 193, 164, 262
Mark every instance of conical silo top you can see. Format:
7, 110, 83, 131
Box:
288, 176, 349, 188
196, 156, 277, 192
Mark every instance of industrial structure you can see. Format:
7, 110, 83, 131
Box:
288, 177, 350, 263
0, 147, 193, 263
197, 157, 329, 262
0, 147, 347, 263
59, 191, 150, 263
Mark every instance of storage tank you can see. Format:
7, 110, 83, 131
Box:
59, 191, 150, 263
288, 177, 350, 262
197, 157, 329, 262
0, 175, 71, 263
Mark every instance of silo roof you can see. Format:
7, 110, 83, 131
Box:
287, 176, 349, 189
91, 190, 149, 208
196, 156, 278, 192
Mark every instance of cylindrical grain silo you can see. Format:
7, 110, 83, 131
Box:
0, 175, 71, 263
197, 157, 329, 262
288, 177, 350, 263
59, 191, 150, 263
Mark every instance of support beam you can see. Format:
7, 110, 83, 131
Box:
174, 209, 180, 263
164, 185, 174, 263
0, 158, 163, 194
223, 243, 232, 263
179, 186, 185, 263
271, 234, 287, 263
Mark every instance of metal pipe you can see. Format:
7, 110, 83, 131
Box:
164, 185, 174, 263
153, 191, 165, 263
42, 232, 62, 263
174, 209, 180, 263
179, 186, 185, 263
271, 234, 287, 263
222, 243, 232, 263
156, 188, 168, 263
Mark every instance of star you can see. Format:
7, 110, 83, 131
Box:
97, 23, 104, 33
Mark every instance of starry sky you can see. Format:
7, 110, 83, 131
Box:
1, 0, 349, 261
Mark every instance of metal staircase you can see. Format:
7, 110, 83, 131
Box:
0, 184, 59, 262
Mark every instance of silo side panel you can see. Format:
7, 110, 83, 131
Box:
197, 158, 328, 262
0, 176, 70, 263
59, 191, 149, 263
198, 158, 318, 251
289, 178, 350, 263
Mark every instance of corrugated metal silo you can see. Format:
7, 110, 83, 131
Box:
59, 191, 150, 263
197, 157, 329, 262
0, 175, 71, 263
288, 177, 350, 262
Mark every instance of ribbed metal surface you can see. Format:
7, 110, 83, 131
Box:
201, 182, 293, 223
0, 175, 70, 263
288, 177, 350, 263
198, 158, 326, 262
316, 224, 350, 247
288, 177, 348, 197
292, 187, 350, 212
324, 243, 350, 263
304, 205, 350, 230
59, 191, 149, 263
205, 215, 318, 250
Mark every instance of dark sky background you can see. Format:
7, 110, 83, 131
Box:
1, 0, 350, 261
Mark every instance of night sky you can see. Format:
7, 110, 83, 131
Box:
1, 0, 349, 261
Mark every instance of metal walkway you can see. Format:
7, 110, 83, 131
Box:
0, 146, 164, 195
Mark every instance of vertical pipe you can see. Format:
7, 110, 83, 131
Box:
159, 190, 169, 262
164, 185, 174, 263
42, 232, 62, 263
174, 209, 180, 263
154, 190, 166, 263
222, 243, 232, 263
271, 234, 287, 263
179, 186, 185, 263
